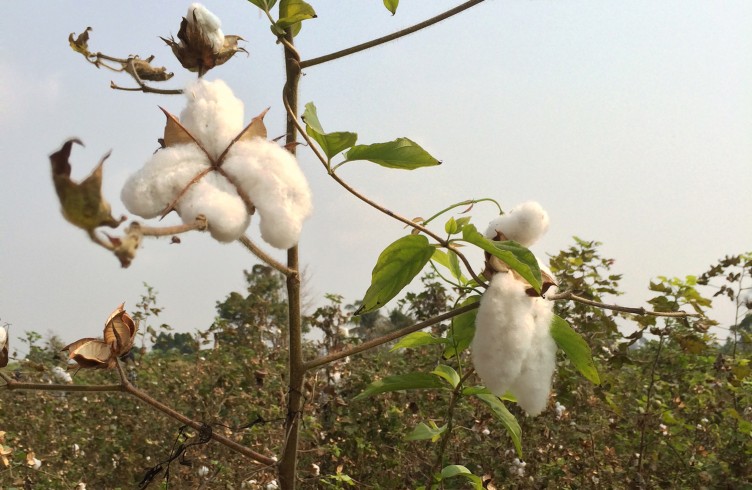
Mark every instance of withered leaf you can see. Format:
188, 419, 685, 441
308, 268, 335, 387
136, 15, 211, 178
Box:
68, 27, 92, 55
62, 304, 139, 369
63, 338, 115, 369
49, 139, 124, 233
103, 303, 137, 354
106, 224, 143, 268
0, 327, 8, 368
160, 108, 197, 148
130, 58, 174, 82
214, 35, 247, 68
237, 107, 269, 142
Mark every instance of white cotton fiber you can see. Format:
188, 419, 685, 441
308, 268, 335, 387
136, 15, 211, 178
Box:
485, 201, 549, 247
181, 79, 244, 159
472, 272, 536, 396
223, 139, 313, 249
122, 145, 209, 219
176, 173, 250, 242
187, 3, 225, 51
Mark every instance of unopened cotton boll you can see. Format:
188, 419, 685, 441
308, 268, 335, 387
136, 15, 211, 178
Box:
181, 79, 244, 158
485, 201, 549, 247
472, 272, 536, 396
188, 3, 225, 52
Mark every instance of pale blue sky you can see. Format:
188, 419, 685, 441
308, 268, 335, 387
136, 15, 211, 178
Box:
1, 1, 750, 349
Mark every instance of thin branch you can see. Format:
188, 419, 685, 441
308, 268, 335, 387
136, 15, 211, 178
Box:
299, 0, 487, 68
304, 302, 480, 370
113, 362, 277, 467
550, 291, 701, 318
139, 216, 208, 237
238, 235, 296, 276
1, 379, 122, 393
109, 82, 183, 95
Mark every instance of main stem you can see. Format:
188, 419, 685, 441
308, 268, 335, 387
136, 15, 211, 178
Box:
279, 31, 304, 490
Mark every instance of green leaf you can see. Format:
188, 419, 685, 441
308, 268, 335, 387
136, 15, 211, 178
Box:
357, 235, 434, 314
461, 386, 492, 396
439, 465, 483, 488
390, 331, 447, 351
431, 364, 460, 388
247, 0, 276, 11
344, 138, 441, 170
431, 249, 466, 283
443, 296, 480, 359
277, 0, 316, 35
405, 421, 446, 442
550, 315, 601, 385
302, 102, 358, 161
353, 372, 446, 401
383, 0, 399, 15
476, 393, 523, 457
461, 224, 542, 292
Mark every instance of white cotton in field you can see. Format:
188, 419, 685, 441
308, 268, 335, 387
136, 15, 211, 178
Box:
472, 272, 536, 396
180, 79, 244, 158
507, 294, 557, 416
485, 201, 549, 247
224, 139, 313, 249
187, 3, 225, 51
121, 145, 209, 218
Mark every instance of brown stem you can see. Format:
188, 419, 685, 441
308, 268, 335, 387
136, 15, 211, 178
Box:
304, 302, 480, 370
549, 291, 701, 318
278, 31, 305, 490
113, 362, 276, 466
1, 378, 122, 393
139, 216, 208, 237
238, 235, 296, 276
300, 0, 487, 68
637, 332, 665, 474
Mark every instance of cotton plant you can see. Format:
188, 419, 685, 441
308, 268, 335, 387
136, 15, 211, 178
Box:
471, 201, 558, 416
121, 78, 312, 249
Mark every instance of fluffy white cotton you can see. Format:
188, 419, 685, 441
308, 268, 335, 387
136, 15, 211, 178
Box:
0, 327, 6, 347
223, 140, 312, 249
52, 366, 73, 384
472, 272, 536, 396
181, 79, 244, 158
121, 78, 312, 247
188, 3, 225, 51
485, 201, 549, 247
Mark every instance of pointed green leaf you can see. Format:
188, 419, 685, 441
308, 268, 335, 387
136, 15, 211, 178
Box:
461, 224, 542, 292
431, 249, 466, 283
247, 0, 276, 12
277, 0, 316, 35
302, 102, 357, 160
476, 393, 522, 457
405, 421, 446, 442
439, 465, 483, 488
431, 364, 460, 388
383, 0, 399, 15
353, 372, 446, 401
344, 138, 440, 169
550, 315, 600, 385
357, 235, 434, 314
391, 332, 448, 352
443, 295, 480, 359
461, 386, 492, 396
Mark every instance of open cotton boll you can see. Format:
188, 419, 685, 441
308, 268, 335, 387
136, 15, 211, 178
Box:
122, 145, 209, 219
176, 173, 250, 242
485, 201, 549, 247
180, 79, 244, 158
472, 272, 536, 396
507, 295, 557, 415
223, 140, 313, 249
188, 3, 224, 51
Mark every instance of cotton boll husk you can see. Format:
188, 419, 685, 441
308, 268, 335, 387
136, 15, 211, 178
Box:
507, 295, 557, 416
176, 172, 250, 242
180, 79, 244, 158
187, 3, 224, 51
223, 139, 313, 249
472, 272, 537, 396
485, 201, 549, 247
121, 145, 209, 219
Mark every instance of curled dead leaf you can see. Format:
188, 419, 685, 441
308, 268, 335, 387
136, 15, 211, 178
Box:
62, 304, 139, 369
68, 27, 92, 55
129, 56, 174, 82
49, 139, 125, 234
105, 223, 143, 268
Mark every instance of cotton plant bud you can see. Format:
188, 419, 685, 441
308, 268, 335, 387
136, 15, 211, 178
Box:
485, 201, 549, 247
121, 79, 312, 248
188, 3, 224, 52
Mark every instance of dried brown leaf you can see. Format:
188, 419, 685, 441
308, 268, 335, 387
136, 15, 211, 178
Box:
131, 58, 174, 82
68, 27, 92, 55
237, 107, 269, 142
160, 108, 196, 148
63, 339, 115, 369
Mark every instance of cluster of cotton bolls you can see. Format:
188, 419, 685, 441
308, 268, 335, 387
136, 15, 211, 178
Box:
121, 78, 312, 249
471, 201, 558, 416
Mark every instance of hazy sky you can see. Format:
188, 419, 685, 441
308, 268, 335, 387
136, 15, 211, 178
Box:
1, 1, 750, 350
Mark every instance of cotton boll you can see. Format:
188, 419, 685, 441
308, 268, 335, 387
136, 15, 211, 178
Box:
224, 140, 312, 249
187, 3, 224, 51
180, 79, 244, 158
485, 201, 549, 247
122, 145, 209, 219
176, 173, 250, 242
507, 295, 557, 416
472, 272, 536, 396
